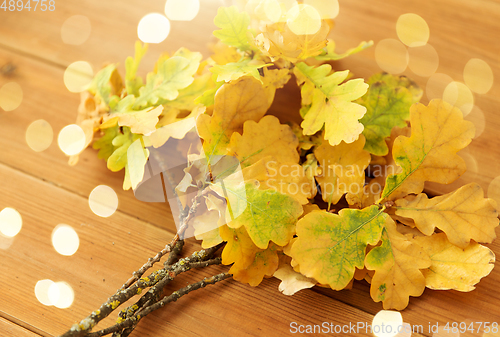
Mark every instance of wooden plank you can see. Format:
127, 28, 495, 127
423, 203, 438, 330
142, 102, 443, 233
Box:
0, 316, 42, 337
0, 47, 175, 231
0, 162, 411, 337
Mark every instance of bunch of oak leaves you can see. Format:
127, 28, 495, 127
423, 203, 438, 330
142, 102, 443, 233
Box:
62, 5, 499, 337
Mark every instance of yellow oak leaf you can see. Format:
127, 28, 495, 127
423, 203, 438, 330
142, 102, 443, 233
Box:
239, 157, 313, 205
394, 183, 499, 248
346, 176, 385, 209
314, 134, 371, 206
290, 206, 387, 290
220, 224, 261, 270
209, 41, 242, 65
289, 122, 317, 151
226, 115, 300, 167
255, 21, 329, 62
231, 243, 280, 287
294, 62, 369, 146
143, 106, 204, 148
412, 233, 495, 291
302, 154, 320, 197
110, 105, 164, 136
381, 99, 475, 201
196, 77, 270, 156
365, 217, 431, 310
261, 67, 292, 107
127, 138, 149, 190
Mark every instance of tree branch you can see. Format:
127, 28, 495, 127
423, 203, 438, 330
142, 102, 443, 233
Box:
86, 273, 232, 337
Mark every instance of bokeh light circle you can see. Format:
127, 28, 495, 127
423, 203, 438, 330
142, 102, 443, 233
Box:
51, 224, 80, 256
304, 0, 339, 19
375, 39, 409, 74
408, 44, 439, 77
0, 207, 22, 238
137, 13, 171, 44
35, 279, 55, 306
63, 61, 93, 93
286, 4, 322, 35
488, 176, 500, 212
26, 119, 53, 152
88, 185, 119, 218
463, 58, 494, 94
0, 82, 23, 111
396, 13, 430, 47
58, 124, 86, 156
61, 15, 92, 45
165, 0, 200, 21
465, 105, 486, 138
48, 281, 75, 309
442, 81, 474, 116
426, 73, 453, 101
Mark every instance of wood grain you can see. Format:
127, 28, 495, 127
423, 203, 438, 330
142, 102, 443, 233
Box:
0, 0, 499, 336
0, 316, 42, 337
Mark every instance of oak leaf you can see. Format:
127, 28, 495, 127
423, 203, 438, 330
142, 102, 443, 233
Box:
125, 41, 148, 96
381, 99, 475, 201
395, 183, 498, 248
210, 58, 269, 83
313, 134, 371, 206
211, 180, 303, 249
226, 115, 300, 167
274, 262, 316, 295
412, 233, 495, 291
213, 6, 252, 51
255, 21, 329, 61
196, 77, 270, 156
365, 217, 431, 310
133, 48, 202, 109
290, 206, 386, 290
220, 224, 261, 269
294, 62, 368, 146
357, 73, 423, 156
231, 243, 280, 287
239, 157, 313, 205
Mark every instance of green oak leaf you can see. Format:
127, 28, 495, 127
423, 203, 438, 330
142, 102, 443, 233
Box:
125, 41, 148, 97
133, 48, 202, 109
289, 205, 386, 290
93, 125, 119, 161
357, 73, 423, 156
211, 181, 303, 249
213, 6, 252, 51
167, 73, 212, 111
210, 58, 269, 83
88, 64, 122, 105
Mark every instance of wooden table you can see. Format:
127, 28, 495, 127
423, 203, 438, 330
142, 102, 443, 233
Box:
1, 0, 499, 336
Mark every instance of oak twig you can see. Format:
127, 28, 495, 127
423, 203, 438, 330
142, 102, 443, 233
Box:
86, 273, 232, 337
